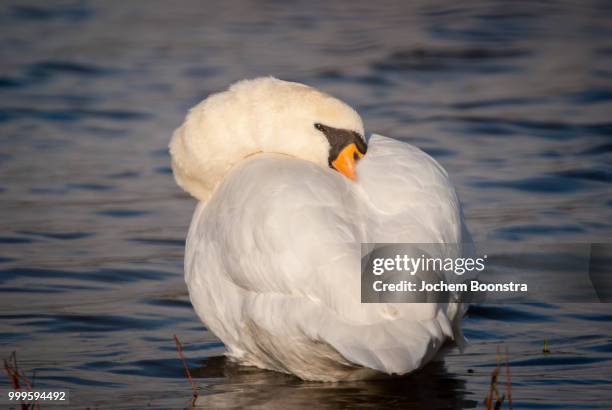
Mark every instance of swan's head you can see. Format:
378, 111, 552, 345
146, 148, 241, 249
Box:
170, 77, 366, 201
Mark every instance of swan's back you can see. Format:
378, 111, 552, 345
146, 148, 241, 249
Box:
185, 134, 467, 381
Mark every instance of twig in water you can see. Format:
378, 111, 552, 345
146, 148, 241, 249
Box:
173, 335, 198, 407
505, 346, 512, 409
4, 351, 21, 391
3, 352, 41, 410
484, 365, 501, 410
485, 346, 505, 410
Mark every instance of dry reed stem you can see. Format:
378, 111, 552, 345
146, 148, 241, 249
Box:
505, 345, 512, 409
173, 334, 198, 407
485, 345, 512, 410
3, 352, 41, 410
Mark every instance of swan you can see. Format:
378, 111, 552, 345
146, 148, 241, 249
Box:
170, 77, 469, 382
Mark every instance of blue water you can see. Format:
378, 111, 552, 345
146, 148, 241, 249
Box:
1, 1, 612, 408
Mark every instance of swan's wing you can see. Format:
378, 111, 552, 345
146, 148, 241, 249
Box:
358, 134, 465, 245
357, 133, 471, 345
186, 140, 465, 378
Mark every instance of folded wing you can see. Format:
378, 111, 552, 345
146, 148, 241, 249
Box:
185, 135, 467, 380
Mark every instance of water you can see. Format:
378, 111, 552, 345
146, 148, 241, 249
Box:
1, 0, 611, 408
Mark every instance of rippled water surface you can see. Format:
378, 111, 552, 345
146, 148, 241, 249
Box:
1, 1, 612, 408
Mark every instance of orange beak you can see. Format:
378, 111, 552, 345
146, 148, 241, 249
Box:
331, 143, 364, 181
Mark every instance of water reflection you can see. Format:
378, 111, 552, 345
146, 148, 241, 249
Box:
193, 356, 477, 409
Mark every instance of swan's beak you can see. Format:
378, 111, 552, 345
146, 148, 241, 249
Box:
332, 143, 364, 181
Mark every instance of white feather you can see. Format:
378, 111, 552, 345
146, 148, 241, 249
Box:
169, 77, 364, 201
184, 134, 468, 381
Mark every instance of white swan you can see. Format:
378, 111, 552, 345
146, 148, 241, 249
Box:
170, 77, 469, 381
